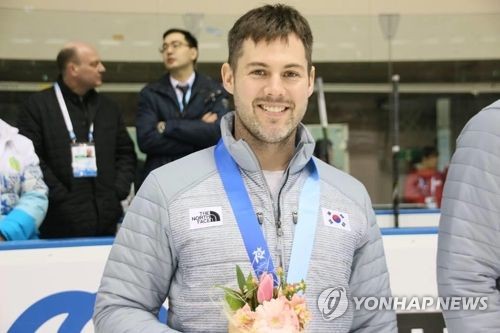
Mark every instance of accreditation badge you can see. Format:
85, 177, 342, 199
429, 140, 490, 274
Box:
71, 143, 97, 177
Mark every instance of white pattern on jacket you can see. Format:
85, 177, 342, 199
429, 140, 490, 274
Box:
94, 112, 397, 332
0, 119, 48, 240
438, 100, 500, 332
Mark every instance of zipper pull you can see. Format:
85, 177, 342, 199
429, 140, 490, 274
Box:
292, 211, 298, 225
276, 222, 285, 270
256, 212, 264, 225
276, 222, 283, 236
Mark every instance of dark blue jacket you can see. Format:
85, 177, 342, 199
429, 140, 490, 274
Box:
136, 73, 229, 180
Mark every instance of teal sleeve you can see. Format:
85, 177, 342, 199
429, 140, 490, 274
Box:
0, 208, 37, 240
14, 190, 48, 229
0, 163, 49, 240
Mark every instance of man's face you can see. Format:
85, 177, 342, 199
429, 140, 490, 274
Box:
72, 46, 105, 90
162, 32, 198, 72
424, 154, 438, 170
221, 34, 315, 144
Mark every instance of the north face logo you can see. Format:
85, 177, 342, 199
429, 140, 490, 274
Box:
205, 211, 221, 222
189, 207, 223, 229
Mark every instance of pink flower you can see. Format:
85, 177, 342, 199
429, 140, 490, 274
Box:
253, 297, 300, 333
222, 265, 311, 332
288, 294, 305, 308
231, 303, 256, 331
288, 295, 310, 329
257, 272, 274, 304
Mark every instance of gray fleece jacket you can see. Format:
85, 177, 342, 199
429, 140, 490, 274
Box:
94, 112, 396, 332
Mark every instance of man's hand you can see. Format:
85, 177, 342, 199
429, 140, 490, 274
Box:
201, 112, 218, 124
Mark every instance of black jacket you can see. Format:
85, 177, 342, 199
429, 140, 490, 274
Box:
17, 79, 137, 238
136, 73, 229, 180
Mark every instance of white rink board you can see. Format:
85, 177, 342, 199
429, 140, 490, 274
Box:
0, 227, 438, 332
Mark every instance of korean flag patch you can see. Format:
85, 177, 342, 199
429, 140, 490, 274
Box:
322, 208, 351, 231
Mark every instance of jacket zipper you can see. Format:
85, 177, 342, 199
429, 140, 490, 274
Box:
274, 168, 290, 270
245, 142, 301, 271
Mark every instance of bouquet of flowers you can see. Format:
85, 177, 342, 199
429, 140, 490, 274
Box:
220, 265, 311, 333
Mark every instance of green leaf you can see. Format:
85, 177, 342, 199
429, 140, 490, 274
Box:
244, 286, 257, 300
246, 272, 255, 291
250, 288, 258, 311
218, 285, 242, 296
223, 288, 246, 311
236, 265, 246, 293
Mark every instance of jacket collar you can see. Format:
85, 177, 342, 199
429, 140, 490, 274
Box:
169, 72, 196, 90
56, 76, 97, 104
154, 72, 208, 100
220, 112, 315, 174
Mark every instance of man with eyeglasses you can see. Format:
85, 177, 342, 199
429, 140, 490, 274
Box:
136, 28, 229, 185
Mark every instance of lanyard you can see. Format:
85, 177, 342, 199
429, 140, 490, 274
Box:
54, 83, 94, 143
214, 139, 320, 284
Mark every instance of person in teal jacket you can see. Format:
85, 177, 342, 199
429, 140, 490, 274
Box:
0, 118, 48, 240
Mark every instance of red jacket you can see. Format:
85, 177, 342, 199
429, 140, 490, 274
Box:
403, 168, 444, 207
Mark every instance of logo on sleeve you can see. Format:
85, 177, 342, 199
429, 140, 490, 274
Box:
322, 208, 351, 231
189, 206, 223, 229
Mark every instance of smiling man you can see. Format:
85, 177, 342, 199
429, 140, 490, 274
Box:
136, 29, 229, 185
94, 5, 396, 332
221, 32, 313, 172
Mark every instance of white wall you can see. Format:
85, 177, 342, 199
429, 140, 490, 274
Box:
2, 0, 499, 15
1, 1, 500, 62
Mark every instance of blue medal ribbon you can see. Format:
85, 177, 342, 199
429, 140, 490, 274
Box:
287, 160, 320, 284
215, 140, 275, 280
214, 139, 320, 285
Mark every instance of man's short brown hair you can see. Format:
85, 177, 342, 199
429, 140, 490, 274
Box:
227, 4, 313, 70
